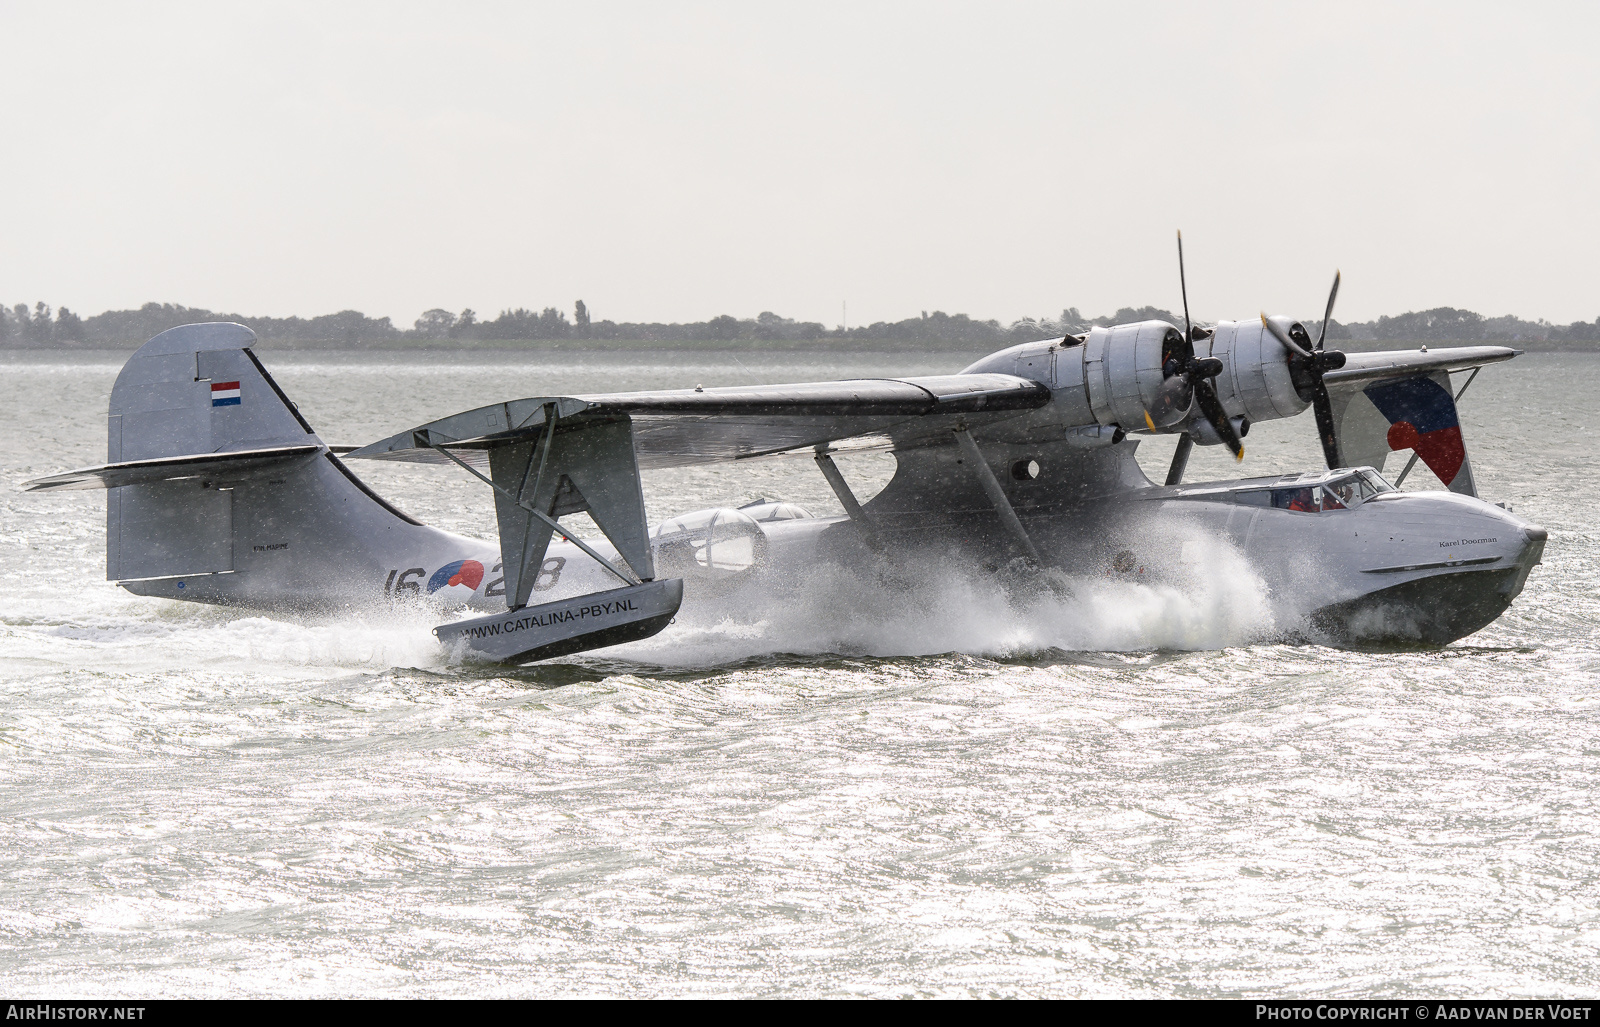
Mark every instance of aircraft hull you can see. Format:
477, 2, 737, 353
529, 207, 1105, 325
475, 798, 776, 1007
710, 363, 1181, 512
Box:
1306, 563, 1539, 647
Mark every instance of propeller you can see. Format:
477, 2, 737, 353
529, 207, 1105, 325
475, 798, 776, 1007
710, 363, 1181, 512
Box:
1259, 271, 1347, 469
1147, 231, 1243, 460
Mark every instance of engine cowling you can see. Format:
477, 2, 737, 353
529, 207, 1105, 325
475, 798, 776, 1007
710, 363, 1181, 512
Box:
1049, 320, 1187, 430
1200, 318, 1308, 424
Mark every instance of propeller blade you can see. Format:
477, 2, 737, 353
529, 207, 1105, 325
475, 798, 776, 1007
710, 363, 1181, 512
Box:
1309, 376, 1341, 469
1316, 270, 1341, 351
1193, 377, 1243, 462
1260, 313, 1314, 359
1177, 230, 1193, 346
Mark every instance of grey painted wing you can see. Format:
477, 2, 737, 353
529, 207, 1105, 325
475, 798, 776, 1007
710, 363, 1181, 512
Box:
347, 374, 1051, 470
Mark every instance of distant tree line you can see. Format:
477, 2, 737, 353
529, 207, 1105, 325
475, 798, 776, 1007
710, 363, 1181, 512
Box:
3, 298, 1598, 349
1336, 307, 1600, 344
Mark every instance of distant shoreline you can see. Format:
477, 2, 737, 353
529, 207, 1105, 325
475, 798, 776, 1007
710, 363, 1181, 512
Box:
9, 301, 1598, 353
0, 336, 991, 356
3, 335, 1595, 356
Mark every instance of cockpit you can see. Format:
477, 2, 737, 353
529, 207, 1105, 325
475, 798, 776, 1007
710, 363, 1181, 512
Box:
1265, 470, 1393, 512
1151, 467, 1397, 512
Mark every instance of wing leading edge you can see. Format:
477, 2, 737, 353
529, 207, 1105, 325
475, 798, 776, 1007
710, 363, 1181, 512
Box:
1322, 345, 1518, 388
347, 374, 1051, 469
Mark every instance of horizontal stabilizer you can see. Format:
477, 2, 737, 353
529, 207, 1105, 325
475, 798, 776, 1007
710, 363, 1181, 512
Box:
21, 445, 323, 492
435, 578, 684, 663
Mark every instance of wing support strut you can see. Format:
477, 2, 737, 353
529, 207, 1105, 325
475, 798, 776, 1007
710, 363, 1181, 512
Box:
953, 428, 1043, 564
417, 418, 682, 665
814, 446, 883, 551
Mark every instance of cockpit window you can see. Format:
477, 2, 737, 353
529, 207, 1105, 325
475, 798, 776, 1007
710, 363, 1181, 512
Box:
1242, 470, 1393, 510
1271, 481, 1364, 512
1326, 476, 1366, 508
1361, 469, 1395, 494
1272, 486, 1320, 512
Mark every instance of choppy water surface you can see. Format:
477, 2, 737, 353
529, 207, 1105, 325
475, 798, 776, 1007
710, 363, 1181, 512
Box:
1, 347, 1597, 998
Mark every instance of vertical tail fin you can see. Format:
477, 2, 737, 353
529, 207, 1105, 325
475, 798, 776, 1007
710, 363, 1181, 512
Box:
108, 322, 318, 463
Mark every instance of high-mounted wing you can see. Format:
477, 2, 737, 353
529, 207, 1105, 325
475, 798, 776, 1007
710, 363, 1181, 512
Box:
1322, 345, 1518, 387
347, 374, 1050, 469
342, 374, 1049, 650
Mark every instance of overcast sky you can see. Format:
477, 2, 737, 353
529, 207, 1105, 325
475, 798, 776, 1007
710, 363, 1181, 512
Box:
2, 1, 1596, 328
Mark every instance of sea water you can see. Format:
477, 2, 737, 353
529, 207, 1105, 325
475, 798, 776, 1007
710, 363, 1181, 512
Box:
0, 347, 1595, 998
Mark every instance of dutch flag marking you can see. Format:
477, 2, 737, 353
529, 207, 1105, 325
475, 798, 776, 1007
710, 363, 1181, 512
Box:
211, 381, 241, 407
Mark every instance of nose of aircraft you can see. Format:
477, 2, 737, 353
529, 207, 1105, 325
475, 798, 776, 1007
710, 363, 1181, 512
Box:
1368, 490, 1546, 578
1484, 502, 1546, 569
1519, 522, 1548, 566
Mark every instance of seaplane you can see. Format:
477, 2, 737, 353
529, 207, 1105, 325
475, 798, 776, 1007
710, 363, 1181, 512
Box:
23, 239, 1545, 661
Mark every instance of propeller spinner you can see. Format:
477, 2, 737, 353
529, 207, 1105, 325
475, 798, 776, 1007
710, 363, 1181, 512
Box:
1259, 271, 1348, 469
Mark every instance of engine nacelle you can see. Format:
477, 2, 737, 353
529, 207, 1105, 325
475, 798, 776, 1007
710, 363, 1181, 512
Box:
1050, 320, 1187, 430
1201, 318, 1308, 424
1188, 413, 1251, 447
1062, 424, 1127, 448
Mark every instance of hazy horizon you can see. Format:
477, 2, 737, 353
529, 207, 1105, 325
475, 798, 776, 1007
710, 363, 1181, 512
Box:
6, 296, 1597, 336
3, 2, 1596, 327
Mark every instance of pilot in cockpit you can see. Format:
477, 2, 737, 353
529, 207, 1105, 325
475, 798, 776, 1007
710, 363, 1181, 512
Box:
1284, 487, 1317, 512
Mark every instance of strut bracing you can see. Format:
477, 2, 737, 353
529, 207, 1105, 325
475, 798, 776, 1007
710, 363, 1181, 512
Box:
953, 428, 1042, 564
814, 446, 884, 551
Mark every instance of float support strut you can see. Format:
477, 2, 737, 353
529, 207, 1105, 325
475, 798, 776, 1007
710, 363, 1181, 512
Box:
427, 441, 639, 589
954, 428, 1042, 564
